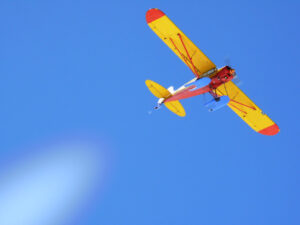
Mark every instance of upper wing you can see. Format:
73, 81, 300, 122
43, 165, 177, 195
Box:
146, 8, 216, 78
216, 81, 279, 135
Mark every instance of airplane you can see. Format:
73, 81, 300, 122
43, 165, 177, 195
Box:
145, 8, 279, 135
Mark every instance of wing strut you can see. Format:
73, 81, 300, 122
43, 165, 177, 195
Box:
217, 88, 256, 110
230, 99, 256, 110
169, 36, 198, 77
177, 33, 199, 77
228, 103, 248, 114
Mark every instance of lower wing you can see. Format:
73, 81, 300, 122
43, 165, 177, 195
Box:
216, 81, 279, 135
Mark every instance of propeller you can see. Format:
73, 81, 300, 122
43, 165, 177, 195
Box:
224, 56, 242, 86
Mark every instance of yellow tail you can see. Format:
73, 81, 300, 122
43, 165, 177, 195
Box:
145, 80, 186, 117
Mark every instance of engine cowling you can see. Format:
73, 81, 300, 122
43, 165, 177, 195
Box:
210, 66, 235, 89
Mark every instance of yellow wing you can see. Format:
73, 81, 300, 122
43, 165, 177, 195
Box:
146, 8, 216, 78
216, 81, 279, 135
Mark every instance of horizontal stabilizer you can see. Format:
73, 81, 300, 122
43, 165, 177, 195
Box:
145, 80, 171, 99
165, 101, 186, 117
146, 80, 186, 117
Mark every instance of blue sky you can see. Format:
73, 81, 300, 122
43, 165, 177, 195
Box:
0, 0, 299, 225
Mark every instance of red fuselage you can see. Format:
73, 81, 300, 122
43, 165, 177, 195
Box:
164, 66, 235, 103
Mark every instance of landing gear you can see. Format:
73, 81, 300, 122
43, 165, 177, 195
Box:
209, 90, 220, 101
154, 104, 161, 110
154, 98, 164, 110
205, 88, 230, 112
205, 95, 230, 112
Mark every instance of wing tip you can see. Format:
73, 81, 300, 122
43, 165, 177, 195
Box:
179, 112, 186, 117
146, 8, 165, 24
258, 123, 280, 136
145, 80, 151, 86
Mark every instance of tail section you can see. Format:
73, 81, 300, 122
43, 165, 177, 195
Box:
145, 80, 171, 98
145, 80, 186, 117
164, 101, 186, 117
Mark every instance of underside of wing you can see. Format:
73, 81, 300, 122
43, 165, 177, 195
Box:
146, 8, 216, 78
216, 81, 279, 135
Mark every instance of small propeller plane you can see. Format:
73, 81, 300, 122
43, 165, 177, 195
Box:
145, 8, 279, 135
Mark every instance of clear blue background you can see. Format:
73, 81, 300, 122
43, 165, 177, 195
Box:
0, 0, 299, 224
